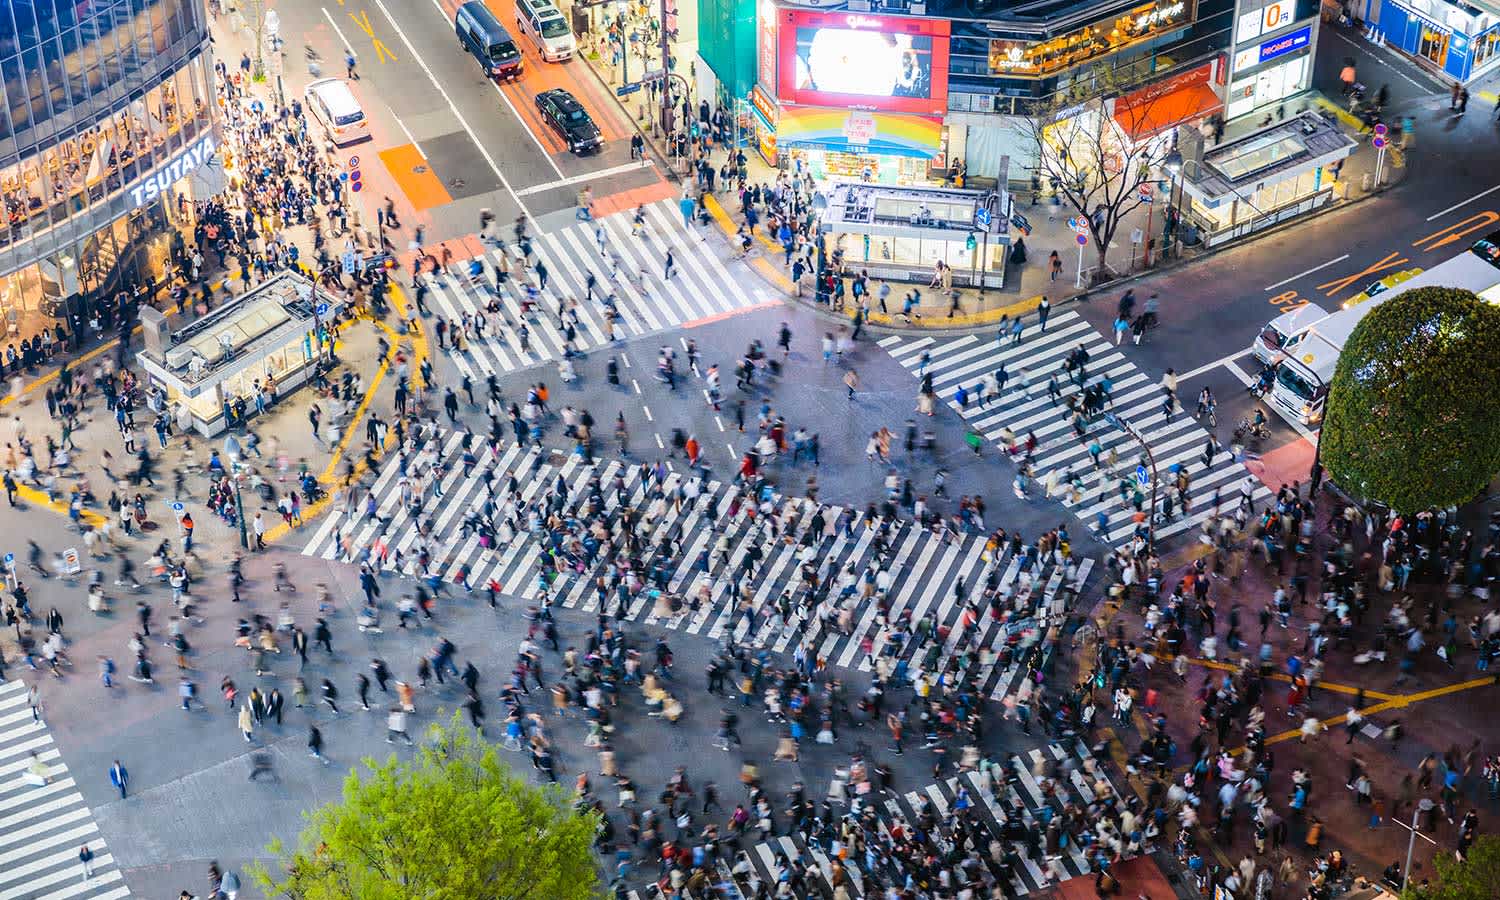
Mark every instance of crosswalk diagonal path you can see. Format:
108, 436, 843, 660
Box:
881, 310, 1272, 548
0, 680, 132, 900
418, 200, 779, 379
620, 739, 1123, 898
301, 430, 1093, 699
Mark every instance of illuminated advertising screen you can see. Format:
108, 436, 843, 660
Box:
776, 11, 950, 117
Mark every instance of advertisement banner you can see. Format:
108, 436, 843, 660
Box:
775, 10, 950, 117
757, 0, 778, 91
774, 106, 944, 157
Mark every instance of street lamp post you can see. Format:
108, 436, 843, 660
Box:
1398, 798, 1438, 894
1105, 412, 1158, 547
615, 0, 629, 88
231, 461, 250, 550
1163, 149, 1182, 261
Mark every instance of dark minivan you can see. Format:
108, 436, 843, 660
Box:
455, 1, 523, 81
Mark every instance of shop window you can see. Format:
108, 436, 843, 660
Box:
891, 236, 921, 266
1473, 30, 1500, 68
1420, 27, 1450, 66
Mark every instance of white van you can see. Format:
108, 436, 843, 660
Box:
1251, 302, 1327, 368
304, 78, 369, 146
515, 0, 576, 61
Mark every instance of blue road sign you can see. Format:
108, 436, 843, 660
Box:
315, 302, 330, 317
1135, 464, 1149, 486
975, 206, 992, 226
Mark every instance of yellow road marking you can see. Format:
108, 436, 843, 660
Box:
348, 10, 398, 63
263, 286, 429, 547
12, 482, 108, 528
1185, 657, 1399, 701
0, 327, 142, 408
1315, 250, 1410, 297
1413, 211, 1500, 251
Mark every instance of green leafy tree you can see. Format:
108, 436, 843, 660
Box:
252, 716, 601, 900
1404, 834, 1500, 900
1321, 286, 1500, 512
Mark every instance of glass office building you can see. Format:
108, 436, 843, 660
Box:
0, 0, 216, 340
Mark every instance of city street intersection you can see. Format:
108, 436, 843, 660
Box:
5, 4, 1500, 900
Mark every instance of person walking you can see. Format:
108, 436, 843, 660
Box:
248, 751, 276, 782
238, 703, 254, 742
843, 369, 859, 400
108, 759, 129, 799
79, 845, 95, 881
308, 725, 328, 763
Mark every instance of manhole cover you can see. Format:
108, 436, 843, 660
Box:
412, 164, 428, 174
450, 178, 466, 190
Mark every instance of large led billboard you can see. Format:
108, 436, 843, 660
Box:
776, 11, 950, 117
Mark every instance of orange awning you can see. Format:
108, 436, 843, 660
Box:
1113, 84, 1223, 143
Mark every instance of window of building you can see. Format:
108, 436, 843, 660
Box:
1472, 29, 1499, 68
1419, 26, 1450, 65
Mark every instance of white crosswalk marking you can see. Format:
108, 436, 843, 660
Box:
301, 434, 1090, 699
883, 310, 1272, 548
415, 200, 779, 379
0, 681, 132, 900
717, 739, 1123, 896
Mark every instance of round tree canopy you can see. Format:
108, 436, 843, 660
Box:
1321, 285, 1500, 513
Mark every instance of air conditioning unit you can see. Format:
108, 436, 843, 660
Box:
165, 346, 196, 370
848, 0, 872, 9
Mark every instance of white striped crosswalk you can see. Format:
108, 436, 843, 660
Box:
419, 200, 779, 379
300, 432, 1092, 700
881, 311, 1272, 548
620, 739, 1120, 898
0, 680, 132, 900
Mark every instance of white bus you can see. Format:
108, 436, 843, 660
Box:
1267, 230, 1500, 426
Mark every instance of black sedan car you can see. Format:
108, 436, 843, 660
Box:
535, 88, 602, 155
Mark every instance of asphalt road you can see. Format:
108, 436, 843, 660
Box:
278, 0, 668, 238
1070, 23, 1500, 486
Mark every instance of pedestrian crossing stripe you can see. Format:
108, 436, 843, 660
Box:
301, 432, 1092, 699
615, 740, 1124, 898
418, 200, 780, 379
0, 680, 132, 900
882, 311, 1272, 548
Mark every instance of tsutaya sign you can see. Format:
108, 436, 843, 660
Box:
127, 132, 218, 209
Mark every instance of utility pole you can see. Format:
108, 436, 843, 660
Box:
658, 0, 673, 138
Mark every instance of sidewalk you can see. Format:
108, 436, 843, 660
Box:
562, 0, 698, 138
0, 13, 422, 553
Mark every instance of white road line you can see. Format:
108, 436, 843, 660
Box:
1332, 30, 1436, 91
1226, 358, 1320, 444
517, 159, 658, 196
370, 0, 532, 219
1426, 183, 1500, 221
642, 405, 653, 422
1263, 254, 1349, 291
410, 0, 567, 183
1178, 349, 1253, 382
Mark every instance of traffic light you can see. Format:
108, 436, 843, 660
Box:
966, 233, 977, 251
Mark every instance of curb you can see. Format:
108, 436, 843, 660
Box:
700, 193, 1050, 335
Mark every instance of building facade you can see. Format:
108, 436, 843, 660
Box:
1, 0, 218, 338
697, 0, 1289, 188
